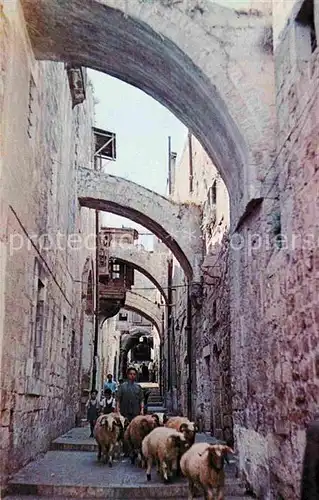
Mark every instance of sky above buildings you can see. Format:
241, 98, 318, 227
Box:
88, 69, 188, 249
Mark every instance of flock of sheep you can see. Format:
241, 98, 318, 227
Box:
93, 412, 233, 500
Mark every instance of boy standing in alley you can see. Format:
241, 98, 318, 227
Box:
103, 374, 117, 395
116, 366, 144, 422
85, 390, 101, 437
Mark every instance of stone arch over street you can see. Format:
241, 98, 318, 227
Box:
109, 243, 169, 303
21, 0, 275, 221
77, 167, 203, 282
124, 291, 162, 337
119, 327, 155, 379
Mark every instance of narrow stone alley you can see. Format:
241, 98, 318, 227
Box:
5, 425, 252, 500
5, 385, 254, 499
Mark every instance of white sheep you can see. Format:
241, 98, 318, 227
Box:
93, 413, 124, 466
180, 442, 234, 500
142, 426, 189, 483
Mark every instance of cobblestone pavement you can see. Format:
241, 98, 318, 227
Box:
6, 427, 252, 499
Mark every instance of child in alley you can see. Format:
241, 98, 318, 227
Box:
85, 390, 101, 437
101, 387, 116, 414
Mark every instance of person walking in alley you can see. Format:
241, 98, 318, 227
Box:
148, 359, 154, 382
85, 390, 101, 437
101, 388, 116, 414
115, 366, 144, 422
104, 373, 117, 394
141, 362, 149, 382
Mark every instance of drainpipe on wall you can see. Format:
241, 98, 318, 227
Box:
168, 136, 172, 196
188, 130, 194, 194
92, 209, 100, 391
170, 152, 177, 198
160, 312, 165, 397
167, 258, 173, 395
186, 283, 193, 420
159, 340, 163, 397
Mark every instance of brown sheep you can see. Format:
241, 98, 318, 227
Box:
165, 416, 198, 475
180, 442, 234, 500
165, 416, 197, 447
93, 413, 124, 466
124, 414, 160, 465
142, 426, 189, 483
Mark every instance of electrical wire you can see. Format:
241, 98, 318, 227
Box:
8, 205, 73, 307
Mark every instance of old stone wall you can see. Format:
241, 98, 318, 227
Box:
195, 234, 232, 441
169, 133, 231, 432
232, 2, 319, 497
0, 1, 95, 487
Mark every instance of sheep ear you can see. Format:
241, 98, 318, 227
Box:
163, 414, 168, 424
151, 413, 160, 425
224, 446, 234, 454
101, 416, 108, 428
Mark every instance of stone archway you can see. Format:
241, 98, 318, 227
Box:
21, 0, 275, 224
77, 168, 201, 281
119, 327, 154, 379
108, 244, 169, 303
124, 290, 163, 335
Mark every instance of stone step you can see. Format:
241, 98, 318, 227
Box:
5, 497, 251, 500
7, 451, 248, 499
147, 406, 167, 412
51, 440, 97, 452
7, 484, 248, 499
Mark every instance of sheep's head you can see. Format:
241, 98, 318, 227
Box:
179, 422, 196, 445
207, 444, 234, 471
168, 433, 189, 455
150, 413, 160, 427
114, 414, 129, 431
100, 415, 108, 428
113, 414, 129, 439
139, 416, 157, 435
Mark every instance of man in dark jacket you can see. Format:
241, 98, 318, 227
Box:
115, 366, 144, 422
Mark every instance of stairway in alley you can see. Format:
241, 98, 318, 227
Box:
144, 385, 167, 414
5, 426, 254, 500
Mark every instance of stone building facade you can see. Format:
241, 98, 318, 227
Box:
167, 134, 231, 443
0, 1, 96, 487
